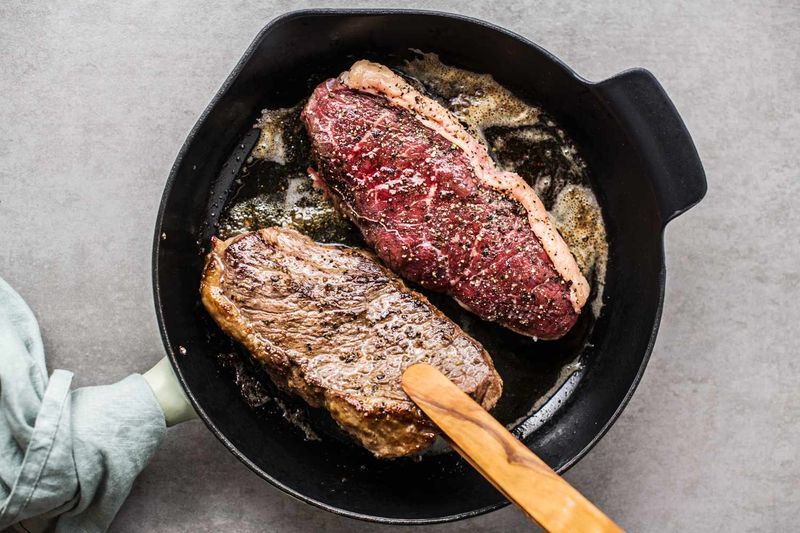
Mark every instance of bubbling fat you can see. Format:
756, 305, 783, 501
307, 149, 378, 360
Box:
403, 52, 541, 138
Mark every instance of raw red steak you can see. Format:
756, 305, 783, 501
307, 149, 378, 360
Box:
302, 61, 589, 339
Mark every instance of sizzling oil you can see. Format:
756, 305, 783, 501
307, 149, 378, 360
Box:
218, 105, 360, 245
213, 53, 609, 449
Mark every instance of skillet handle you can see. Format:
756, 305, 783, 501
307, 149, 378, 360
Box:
595, 69, 707, 224
143, 357, 198, 426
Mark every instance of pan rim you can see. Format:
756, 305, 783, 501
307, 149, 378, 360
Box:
151, 7, 667, 525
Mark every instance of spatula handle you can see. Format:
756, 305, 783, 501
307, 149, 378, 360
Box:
402, 364, 624, 533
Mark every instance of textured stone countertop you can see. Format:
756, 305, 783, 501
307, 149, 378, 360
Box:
1, 1, 797, 531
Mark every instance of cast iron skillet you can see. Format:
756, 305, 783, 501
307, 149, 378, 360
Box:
153, 9, 706, 524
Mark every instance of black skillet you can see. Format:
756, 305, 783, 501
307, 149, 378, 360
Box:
152, 9, 707, 524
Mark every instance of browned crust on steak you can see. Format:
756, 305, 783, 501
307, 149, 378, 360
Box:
200, 227, 502, 457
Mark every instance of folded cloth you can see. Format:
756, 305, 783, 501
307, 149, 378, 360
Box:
0, 277, 166, 532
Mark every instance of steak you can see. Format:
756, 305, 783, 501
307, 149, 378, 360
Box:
200, 227, 502, 458
302, 61, 590, 339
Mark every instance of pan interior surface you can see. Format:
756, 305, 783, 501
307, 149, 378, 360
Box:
211, 51, 607, 450
154, 10, 671, 523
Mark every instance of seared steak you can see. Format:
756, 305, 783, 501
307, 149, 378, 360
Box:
200, 227, 502, 458
302, 61, 590, 339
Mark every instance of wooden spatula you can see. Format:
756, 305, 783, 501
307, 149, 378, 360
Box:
402, 363, 624, 533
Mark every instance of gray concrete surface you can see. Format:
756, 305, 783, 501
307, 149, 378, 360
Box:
1, 1, 798, 531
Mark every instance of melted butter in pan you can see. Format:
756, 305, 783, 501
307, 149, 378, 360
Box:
403, 52, 540, 138
218, 105, 360, 245
551, 185, 608, 316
